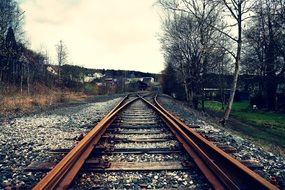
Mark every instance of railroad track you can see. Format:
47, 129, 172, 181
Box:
31, 94, 279, 189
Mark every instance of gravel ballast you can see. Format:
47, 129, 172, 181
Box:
72, 99, 211, 189
158, 95, 285, 188
74, 170, 210, 189
100, 152, 190, 162
0, 97, 122, 189
2, 94, 283, 189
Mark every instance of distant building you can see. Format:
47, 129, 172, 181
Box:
141, 77, 154, 85
84, 72, 104, 83
95, 82, 104, 86
105, 78, 116, 86
93, 72, 104, 79
105, 78, 113, 82
47, 65, 58, 75
124, 78, 141, 85
84, 76, 95, 83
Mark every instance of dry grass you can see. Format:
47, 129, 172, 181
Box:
0, 84, 88, 113
1, 92, 60, 112
62, 91, 87, 102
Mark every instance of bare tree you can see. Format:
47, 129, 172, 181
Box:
216, 0, 256, 123
0, 0, 24, 41
55, 40, 68, 82
242, 0, 285, 110
158, 0, 256, 123
158, 0, 229, 109
0, 0, 24, 84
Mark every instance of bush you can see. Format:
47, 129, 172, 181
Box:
84, 84, 99, 95
250, 93, 265, 109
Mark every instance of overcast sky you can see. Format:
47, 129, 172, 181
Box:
19, 0, 164, 73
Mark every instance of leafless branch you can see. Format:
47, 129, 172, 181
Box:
223, 0, 238, 20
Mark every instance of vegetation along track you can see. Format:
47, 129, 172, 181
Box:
31, 94, 279, 189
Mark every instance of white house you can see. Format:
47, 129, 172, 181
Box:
141, 77, 155, 84
93, 72, 104, 79
47, 66, 58, 75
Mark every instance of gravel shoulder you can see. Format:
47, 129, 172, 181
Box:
205, 108, 285, 156
0, 93, 127, 123
157, 95, 285, 189
0, 94, 124, 189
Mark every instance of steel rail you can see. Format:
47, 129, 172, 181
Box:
152, 95, 279, 190
33, 94, 279, 190
33, 96, 138, 190
140, 97, 226, 190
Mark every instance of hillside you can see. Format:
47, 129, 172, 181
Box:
0, 61, 160, 114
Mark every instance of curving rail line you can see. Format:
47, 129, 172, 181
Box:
151, 95, 278, 190
33, 95, 138, 189
32, 94, 279, 190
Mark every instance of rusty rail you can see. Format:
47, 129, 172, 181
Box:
33, 96, 138, 190
33, 94, 279, 190
149, 95, 279, 190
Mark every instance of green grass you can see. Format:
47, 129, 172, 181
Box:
233, 111, 285, 128
204, 101, 224, 111
204, 100, 285, 147
204, 100, 251, 112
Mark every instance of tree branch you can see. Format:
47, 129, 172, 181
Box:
222, 0, 238, 20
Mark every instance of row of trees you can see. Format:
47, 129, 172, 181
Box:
158, 0, 285, 121
242, 0, 285, 110
0, 0, 25, 88
0, 0, 86, 95
1, 26, 53, 92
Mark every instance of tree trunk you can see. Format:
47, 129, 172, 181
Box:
193, 94, 199, 109
220, 78, 225, 110
183, 80, 189, 101
266, 75, 277, 110
265, 12, 277, 110
12, 59, 16, 85
27, 65, 30, 95
222, 2, 242, 123
20, 70, 23, 94
224, 63, 239, 120
202, 88, 205, 111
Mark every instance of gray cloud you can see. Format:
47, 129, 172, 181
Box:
20, 0, 164, 73
33, 18, 62, 25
